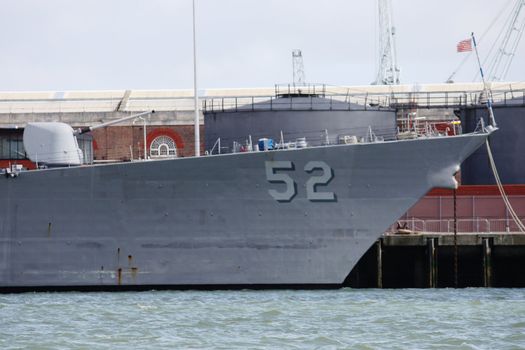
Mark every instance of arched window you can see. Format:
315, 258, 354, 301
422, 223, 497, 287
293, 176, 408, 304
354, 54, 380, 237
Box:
150, 135, 177, 158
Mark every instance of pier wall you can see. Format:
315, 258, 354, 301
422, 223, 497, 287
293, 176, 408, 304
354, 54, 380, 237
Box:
348, 186, 525, 288
346, 233, 525, 288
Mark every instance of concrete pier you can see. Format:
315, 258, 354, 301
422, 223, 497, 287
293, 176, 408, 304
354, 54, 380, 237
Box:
345, 232, 525, 288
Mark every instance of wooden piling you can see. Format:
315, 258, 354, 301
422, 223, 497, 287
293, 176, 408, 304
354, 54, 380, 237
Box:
427, 237, 438, 288
483, 238, 493, 287
377, 239, 383, 288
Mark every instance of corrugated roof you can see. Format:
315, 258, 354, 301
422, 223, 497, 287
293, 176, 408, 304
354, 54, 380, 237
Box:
0, 82, 523, 114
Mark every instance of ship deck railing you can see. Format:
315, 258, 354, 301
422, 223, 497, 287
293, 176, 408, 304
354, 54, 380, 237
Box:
203, 121, 467, 156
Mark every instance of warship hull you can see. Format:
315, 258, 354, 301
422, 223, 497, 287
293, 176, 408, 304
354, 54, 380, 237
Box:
0, 132, 490, 291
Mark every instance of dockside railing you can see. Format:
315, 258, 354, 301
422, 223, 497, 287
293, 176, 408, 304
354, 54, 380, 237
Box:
389, 217, 525, 234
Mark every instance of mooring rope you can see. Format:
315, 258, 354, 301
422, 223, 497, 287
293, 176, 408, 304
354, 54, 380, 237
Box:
486, 139, 525, 232
470, 30, 523, 232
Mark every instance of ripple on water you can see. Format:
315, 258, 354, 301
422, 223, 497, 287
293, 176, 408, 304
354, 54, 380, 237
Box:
0, 289, 524, 349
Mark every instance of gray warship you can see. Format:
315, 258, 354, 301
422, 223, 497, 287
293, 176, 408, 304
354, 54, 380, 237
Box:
0, 102, 495, 291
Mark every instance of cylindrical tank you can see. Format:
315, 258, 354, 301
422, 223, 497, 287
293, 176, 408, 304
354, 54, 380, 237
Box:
460, 99, 525, 185
204, 95, 397, 153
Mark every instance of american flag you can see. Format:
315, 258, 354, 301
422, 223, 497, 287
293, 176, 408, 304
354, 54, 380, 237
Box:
457, 38, 472, 52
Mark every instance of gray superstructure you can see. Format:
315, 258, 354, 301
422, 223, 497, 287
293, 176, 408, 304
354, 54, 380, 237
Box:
0, 129, 492, 291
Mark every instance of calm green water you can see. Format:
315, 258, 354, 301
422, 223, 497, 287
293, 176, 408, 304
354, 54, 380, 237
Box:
1, 288, 524, 349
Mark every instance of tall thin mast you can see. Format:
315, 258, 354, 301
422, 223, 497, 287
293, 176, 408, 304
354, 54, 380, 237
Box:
192, 0, 200, 157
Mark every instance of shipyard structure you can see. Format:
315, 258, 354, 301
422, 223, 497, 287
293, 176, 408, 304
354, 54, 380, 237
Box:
1, 82, 524, 288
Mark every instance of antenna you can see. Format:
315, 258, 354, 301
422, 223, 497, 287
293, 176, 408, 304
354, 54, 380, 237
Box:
374, 0, 400, 85
292, 49, 306, 85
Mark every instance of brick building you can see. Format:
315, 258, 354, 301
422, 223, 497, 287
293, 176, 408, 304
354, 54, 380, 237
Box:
0, 90, 207, 167
90, 121, 203, 161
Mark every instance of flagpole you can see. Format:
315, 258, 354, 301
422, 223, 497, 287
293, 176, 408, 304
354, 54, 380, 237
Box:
192, 0, 200, 157
471, 32, 497, 127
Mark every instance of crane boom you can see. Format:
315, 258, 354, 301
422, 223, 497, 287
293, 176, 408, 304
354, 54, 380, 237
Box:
487, 0, 525, 81
374, 0, 400, 85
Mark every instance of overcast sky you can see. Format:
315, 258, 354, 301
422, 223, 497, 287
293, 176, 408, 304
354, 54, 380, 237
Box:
0, 0, 523, 91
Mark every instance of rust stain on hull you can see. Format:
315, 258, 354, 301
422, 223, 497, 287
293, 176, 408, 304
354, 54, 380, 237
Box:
117, 268, 122, 285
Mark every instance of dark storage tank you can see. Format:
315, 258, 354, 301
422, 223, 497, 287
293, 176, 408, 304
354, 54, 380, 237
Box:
203, 91, 397, 153
460, 98, 525, 185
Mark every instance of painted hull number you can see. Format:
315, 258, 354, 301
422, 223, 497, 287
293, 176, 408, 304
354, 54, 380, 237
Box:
265, 161, 335, 202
